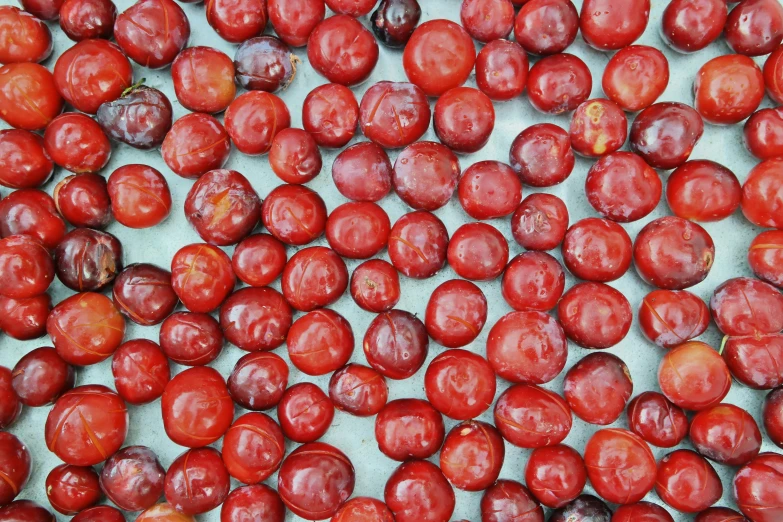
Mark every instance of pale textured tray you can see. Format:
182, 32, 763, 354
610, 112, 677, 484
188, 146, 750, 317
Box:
0, 0, 776, 520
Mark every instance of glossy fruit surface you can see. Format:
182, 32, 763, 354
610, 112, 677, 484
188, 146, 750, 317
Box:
58, 0, 115, 41
269, 128, 322, 185
461, 0, 513, 42
0, 63, 63, 131
631, 102, 703, 170
393, 141, 460, 211
44, 384, 128, 466
424, 349, 495, 420
222, 412, 285, 484
54, 173, 111, 229
384, 460, 455, 522
583, 428, 656, 505
170, 243, 235, 313
97, 86, 173, 150
232, 233, 287, 287
744, 107, 783, 160
734, 453, 783, 522
494, 384, 572, 448
434, 87, 495, 153
388, 211, 449, 279
72, 506, 125, 522
710, 277, 783, 336
228, 352, 288, 411
261, 185, 326, 246
158, 300, 220, 360
749, 230, 783, 287
184, 169, 261, 246
425, 279, 487, 348
371, 0, 421, 48
403, 19, 475, 97
638, 289, 709, 348
501, 251, 565, 312
267, 0, 325, 47
329, 364, 388, 417
725, 0, 783, 56
440, 420, 504, 491
557, 282, 632, 349
585, 152, 661, 222
278, 442, 355, 520
172, 46, 235, 114
220, 287, 292, 352
329, 497, 392, 522
579, 0, 649, 50
206, 0, 267, 43
53, 39, 131, 114
480, 480, 544, 522
723, 334, 783, 390
447, 222, 508, 281
765, 46, 783, 104
278, 383, 334, 443
0, 188, 66, 249
364, 310, 428, 379
603, 46, 668, 111
661, 0, 726, 53
0, 293, 50, 340
113, 0, 189, 68
112, 263, 177, 327
281, 246, 348, 311
458, 160, 521, 219
11, 347, 74, 407
234, 36, 297, 92
332, 142, 392, 202
0, 130, 53, 189
359, 81, 430, 149
0, 500, 54, 522
164, 447, 230, 515
570, 98, 628, 157
161, 367, 233, 447
0, 235, 53, 299
690, 404, 761, 466
111, 339, 170, 404
350, 259, 400, 313
307, 15, 379, 86
514, 0, 577, 55
527, 53, 592, 115
220, 484, 285, 522
633, 216, 715, 290
326, 202, 390, 259
224, 91, 290, 156
108, 165, 171, 229
627, 392, 689, 448
487, 310, 567, 385
564, 352, 633, 425
655, 449, 722, 513
47, 292, 125, 365
658, 342, 731, 411
525, 444, 586, 509
694, 55, 764, 125
475, 39, 529, 101
100, 446, 165, 512
54, 228, 122, 292
302, 84, 358, 149
742, 159, 783, 229
510, 123, 574, 187
666, 160, 741, 222
161, 113, 231, 179
43, 113, 111, 174
376, 398, 444, 461
562, 217, 632, 282
613, 502, 674, 522
287, 309, 352, 375
0, 6, 52, 63
0, 432, 30, 506
512, 193, 569, 251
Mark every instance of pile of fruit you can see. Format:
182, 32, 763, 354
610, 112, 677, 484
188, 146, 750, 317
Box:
0, 0, 783, 520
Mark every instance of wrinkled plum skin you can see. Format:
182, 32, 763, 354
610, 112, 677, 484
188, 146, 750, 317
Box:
54, 228, 123, 292
97, 87, 173, 150
100, 446, 166, 512
53, 173, 112, 229
234, 36, 298, 92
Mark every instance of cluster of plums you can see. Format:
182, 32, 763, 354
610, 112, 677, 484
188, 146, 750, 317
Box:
1, 0, 783, 520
